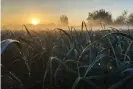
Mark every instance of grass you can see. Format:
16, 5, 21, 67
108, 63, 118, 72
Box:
1, 22, 133, 89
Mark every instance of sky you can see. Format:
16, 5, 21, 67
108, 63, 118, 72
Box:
2, 0, 133, 26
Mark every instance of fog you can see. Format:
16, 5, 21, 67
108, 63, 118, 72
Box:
2, 24, 133, 31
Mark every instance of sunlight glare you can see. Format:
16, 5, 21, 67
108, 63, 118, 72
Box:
31, 19, 39, 25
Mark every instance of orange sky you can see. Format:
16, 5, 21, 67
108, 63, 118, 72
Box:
2, 0, 133, 26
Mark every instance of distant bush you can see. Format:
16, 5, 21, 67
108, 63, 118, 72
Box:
60, 15, 69, 26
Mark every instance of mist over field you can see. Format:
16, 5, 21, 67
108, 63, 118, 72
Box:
2, 0, 133, 89
2, 24, 133, 31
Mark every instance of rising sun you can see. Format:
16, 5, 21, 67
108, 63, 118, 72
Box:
31, 19, 39, 25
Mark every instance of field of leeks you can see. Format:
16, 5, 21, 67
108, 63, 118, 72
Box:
1, 23, 133, 89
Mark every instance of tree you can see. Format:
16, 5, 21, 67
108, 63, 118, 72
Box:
114, 10, 128, 24
60, 15, 69, 26
86, 9, 112, 24
127, 13, 133, 25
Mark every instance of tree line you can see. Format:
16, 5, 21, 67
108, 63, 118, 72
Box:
60, 9, 133, 26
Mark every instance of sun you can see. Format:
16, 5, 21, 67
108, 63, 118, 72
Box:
31, 19, 39, 25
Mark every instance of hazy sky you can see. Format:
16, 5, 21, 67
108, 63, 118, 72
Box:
2, 0, 133, 25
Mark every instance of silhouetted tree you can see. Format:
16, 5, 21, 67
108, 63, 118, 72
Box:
114, 10, 128, 24
60, 15, 69, 26
86, 9, 112, 24
127, 13, 133, 25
